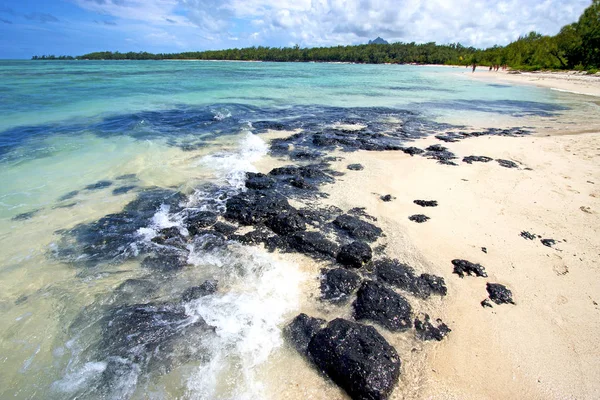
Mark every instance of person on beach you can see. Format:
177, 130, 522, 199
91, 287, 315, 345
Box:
472, 63, 477, 72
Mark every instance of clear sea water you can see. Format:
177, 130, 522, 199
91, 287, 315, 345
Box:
0, 60, 598, 400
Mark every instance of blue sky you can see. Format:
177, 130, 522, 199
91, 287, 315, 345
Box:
0, 0, 592, 59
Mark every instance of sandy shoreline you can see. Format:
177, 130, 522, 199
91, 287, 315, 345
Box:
252, 123, 600, 399
466, 68, 600, 97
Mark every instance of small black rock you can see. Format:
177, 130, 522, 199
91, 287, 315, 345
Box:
414, 314, 451, 341
541, 238, 556, 248
520, 231, 537, 240
347, 163, 364, 171
486, 283, 515, 305
496, 159, 519, 169
409, 214, 429, 223
451, 259, 487, 278
380, 194, 393, 202
463, 155, 493, 164
413, 200, 438, 207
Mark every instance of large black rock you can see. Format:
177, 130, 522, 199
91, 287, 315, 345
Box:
287, 231, 339, 258
266, 212, 307, 235
353, 281, 413, 332
307, 318, 401, 400
224, 190, 291, 225
337, 241, 373, 268
284, 313, 326, 354
333, 214, 383, 242
321, 268, 361, 301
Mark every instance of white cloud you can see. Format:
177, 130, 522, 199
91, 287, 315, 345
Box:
72, 0, 592, 49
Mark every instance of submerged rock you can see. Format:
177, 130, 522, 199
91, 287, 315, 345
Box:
496, 159, 519, 169
414, 314, 451, 341
353, 280, 413, 332
307, 318, 401, 400
333, 214, 383, 242
451, 259, 487, 278
186, 211, 218, 236
409, 214, 429, 223
337, 241, 373, 268
181, 279, 218, 302
413, 200, 438, 207
320, 268, 362, 301
151, 227, 185, 246
112, 185, 137, 195
284, 313, 326, 355
486, 283, 515, 305
12, 210, 40, 221
141, 253, 188, 272
85, 180, 113, 190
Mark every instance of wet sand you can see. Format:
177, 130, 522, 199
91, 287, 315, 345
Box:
254, 128, 600, 399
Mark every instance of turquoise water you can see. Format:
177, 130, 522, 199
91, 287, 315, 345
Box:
0, 60, 598, 400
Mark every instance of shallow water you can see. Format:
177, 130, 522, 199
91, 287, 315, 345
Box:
0, 60, 599, 399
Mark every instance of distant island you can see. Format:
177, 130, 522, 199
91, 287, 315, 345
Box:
368, 37, 389, 45
33, 0, 599, 72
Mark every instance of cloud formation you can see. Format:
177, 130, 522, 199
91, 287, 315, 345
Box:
69, 0, 591, 48
24, 12, 60, 23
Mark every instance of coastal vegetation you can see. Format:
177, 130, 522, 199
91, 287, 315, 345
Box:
33, 0, 599, 71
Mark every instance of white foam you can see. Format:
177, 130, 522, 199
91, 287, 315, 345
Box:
185, 243, 303, 400
136, 204, 186, 241
51, 361, 107, 393
198, 132, 269, 191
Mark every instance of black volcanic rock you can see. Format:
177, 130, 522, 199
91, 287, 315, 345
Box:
451, 259, 487, 278
225, 190, 291, 225
375, 259, 447, 298
486, 283, 515, 305
245, 172, 275, 189
284, 313, 326, 354
266, 212, 307, 235
333, 214, 383, 242
186, 211, 218, 236
320, 268, 362, 301
463, 155, 493, 164
353, 280, 413, 332
496, 159, 519, 168
287, 231, 339, 259
413, 200, 438, 207
347, 163, 365, 171
181, 279, 218, 302
307, 318, 401, 400
415, 314, 451, 341
409, 214, 429, 223
337, 241, 373, 268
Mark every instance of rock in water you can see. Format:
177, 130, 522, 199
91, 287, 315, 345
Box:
186, 211, 218, 236
337, 241, 373, 268
287, 231, 339, 259
284, 313, 326, 354
451, 259, 487, 278
181, 279, 218, 302
353, 280, 413, 331
486, 283, 515, 305
245, 172, 275, 189
307, 318, 401, 400
321, 268, 362, 301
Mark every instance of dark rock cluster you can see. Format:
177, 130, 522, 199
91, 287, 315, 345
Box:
452, 259, 488, 278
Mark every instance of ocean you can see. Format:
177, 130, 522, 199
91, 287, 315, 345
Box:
0, 60, 598, 400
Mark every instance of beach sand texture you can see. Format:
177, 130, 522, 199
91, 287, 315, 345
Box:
253, 120, 600, 399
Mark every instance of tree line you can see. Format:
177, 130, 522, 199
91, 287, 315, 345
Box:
33, 0, 599, 71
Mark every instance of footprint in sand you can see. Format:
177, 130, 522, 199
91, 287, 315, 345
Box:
551, 254, 569, 276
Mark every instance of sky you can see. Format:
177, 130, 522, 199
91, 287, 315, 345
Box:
0, 0, 593, 59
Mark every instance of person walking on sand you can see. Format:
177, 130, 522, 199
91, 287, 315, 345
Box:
472, 63, 477, 72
